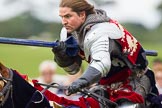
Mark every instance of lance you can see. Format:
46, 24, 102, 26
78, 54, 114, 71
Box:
0, 36, 79, 57
0, 37, 158, 56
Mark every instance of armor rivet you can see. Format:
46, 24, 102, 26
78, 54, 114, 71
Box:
114, 90, 118, 93
111, 84, 115, 89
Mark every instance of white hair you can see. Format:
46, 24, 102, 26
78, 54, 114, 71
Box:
39, 60, 57, 73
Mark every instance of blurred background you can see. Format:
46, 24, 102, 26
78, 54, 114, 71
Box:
0, 0, 162, 78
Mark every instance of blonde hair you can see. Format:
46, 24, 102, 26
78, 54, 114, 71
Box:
39, 60, 57, 73
59, 0, 95, 16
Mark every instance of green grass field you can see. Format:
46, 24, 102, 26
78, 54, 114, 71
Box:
142, 43, 162, 66
0, 43, 162, 78
0, 44, 65, 77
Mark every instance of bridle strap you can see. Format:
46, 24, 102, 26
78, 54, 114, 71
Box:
0, 86, 11, 106
80, 89, 118, 108
37, 82, 118, 108
36, 82, 67, 93
0, 69, 13, 107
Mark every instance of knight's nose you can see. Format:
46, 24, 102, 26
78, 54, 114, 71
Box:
62, 18, 68, 25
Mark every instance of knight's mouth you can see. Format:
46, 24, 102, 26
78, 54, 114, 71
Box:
64, 26, 71, 29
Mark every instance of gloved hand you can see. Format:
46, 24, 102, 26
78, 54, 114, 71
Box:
66, 66, 102, 95
52, 40, 66, 56
52, 40, 74, 67
52, 40, 82, 74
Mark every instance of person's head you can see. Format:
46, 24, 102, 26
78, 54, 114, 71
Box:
155, 71, 162, 88
59, 0, 95, 33
152, 58, 162, 72
152, 58, 162, 87
39, 60, 57, 84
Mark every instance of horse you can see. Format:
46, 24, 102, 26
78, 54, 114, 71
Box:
0, 62, 116, 108
0, 63, 162, 108
0, 62, 53, 108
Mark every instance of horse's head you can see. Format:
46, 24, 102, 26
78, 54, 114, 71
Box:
0, 62, 13, 106
0, 62, 10, 78
0, 63, 53, 108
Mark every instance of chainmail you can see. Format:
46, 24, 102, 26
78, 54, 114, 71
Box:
72, 9, 110, 49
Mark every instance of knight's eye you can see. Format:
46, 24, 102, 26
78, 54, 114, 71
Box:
64, 15, 71, 19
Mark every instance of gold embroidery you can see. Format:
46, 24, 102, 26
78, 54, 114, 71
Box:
126, 35, 138, 56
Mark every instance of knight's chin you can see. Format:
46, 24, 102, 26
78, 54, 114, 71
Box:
67, 30, 73, 34
65, 28, 74, 34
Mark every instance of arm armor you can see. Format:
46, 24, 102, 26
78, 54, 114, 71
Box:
54, 54, 82, 75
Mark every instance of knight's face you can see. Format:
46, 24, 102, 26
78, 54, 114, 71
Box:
59, 7, 86, 33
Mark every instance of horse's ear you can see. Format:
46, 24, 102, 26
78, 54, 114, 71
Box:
0, 62, 9, 78
0, 62, 5, 70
